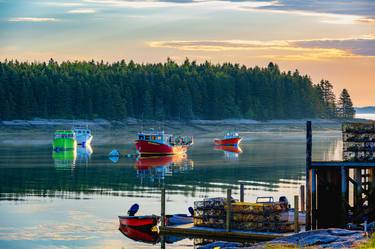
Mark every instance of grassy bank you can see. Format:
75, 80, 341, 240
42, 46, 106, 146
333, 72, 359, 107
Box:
356, 235, 375, 248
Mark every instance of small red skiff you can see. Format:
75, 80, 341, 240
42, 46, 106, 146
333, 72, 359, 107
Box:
118, 215, 159, 230
136, 130, 193, 156
214, 132, 242, 146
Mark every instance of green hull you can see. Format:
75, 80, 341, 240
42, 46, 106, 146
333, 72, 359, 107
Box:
53, 138, 77, 151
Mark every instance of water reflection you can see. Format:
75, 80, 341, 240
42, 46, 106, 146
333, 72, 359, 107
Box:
135, 155, 194, 185
77, 145, 93, 164
214, 145, 242, 160
52, 150, 77, 170
119, 225, 185, 246
52, 145, 93, 169
119, 225, 160, 244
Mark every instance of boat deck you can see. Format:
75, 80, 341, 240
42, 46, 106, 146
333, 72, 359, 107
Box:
159, 223, 293, 241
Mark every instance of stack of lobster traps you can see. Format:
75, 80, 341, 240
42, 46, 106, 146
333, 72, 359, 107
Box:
194, 197, 294, 233
342, 122, 375, 161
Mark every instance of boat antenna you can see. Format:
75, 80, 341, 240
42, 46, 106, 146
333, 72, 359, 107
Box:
141, 113, 144, 132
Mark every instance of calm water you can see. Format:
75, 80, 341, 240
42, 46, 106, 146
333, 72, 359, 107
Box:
0, 126, 342, 249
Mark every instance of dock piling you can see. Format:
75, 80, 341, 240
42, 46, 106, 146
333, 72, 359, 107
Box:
240, 184, 244, 202
306, 121, 312, 230
300, 185, 305, 212
161, 187, 166, 228
226, 188, 232, 232
294, 195, 299, 233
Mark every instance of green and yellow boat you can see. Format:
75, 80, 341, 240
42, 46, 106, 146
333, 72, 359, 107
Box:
52, 130, 77, 151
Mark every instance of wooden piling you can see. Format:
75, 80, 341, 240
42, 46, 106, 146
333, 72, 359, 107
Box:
294, 195, 299, 233
240, 184, 244, 202
306, 121, 312, 230
311, 169, 317, 229
300, 185, 305, 212
226, 189, 232, 232
341, 167, 348, 227
161, 187, 166, 228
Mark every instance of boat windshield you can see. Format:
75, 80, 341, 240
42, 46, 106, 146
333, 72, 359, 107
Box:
138, 133, 163, 142
54, 132, 75, 139
168, 136, 193, 146
224, 132, 239, 139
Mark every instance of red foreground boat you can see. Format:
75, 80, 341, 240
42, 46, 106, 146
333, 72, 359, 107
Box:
136, 131, 193, 156
118, 215, 159, 230
214, 132, 242, 146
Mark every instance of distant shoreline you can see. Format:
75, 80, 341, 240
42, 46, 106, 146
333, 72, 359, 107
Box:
0, 117, 359, 128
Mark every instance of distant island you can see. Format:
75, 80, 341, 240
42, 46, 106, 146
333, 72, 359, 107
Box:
356, 106, 375, 114
0, 59, 354, 121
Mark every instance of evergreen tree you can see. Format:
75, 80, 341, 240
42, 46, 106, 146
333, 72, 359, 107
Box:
0, 59, 347, 121
337, 88, 355, 119
317, 80, 337, 118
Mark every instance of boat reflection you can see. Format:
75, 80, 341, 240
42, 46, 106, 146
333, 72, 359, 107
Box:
76, 145, 93, 164
135, 154, 194, 184
119, 225, 160, 244
52, 150, 77, 169
119, 225, 185, 245
53, 145, 93, 169
214, 145, 242, 160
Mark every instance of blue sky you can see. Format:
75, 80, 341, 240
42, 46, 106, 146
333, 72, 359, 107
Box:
0, 0, 374, 105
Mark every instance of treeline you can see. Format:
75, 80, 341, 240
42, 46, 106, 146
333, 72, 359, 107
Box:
0, 59, 354, 121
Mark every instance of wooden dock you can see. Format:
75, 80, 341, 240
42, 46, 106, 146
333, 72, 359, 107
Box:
305, 121, 375, 230
159, 223, 290, 241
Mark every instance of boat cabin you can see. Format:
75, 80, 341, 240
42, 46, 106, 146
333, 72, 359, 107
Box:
73, 126, 91, 136
137, 131, 193, 146
138, 131, 169, 145
224, 132, 240, 139
54, 130, 76, 139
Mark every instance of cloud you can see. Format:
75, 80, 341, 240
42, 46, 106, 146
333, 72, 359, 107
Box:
295, 35, 375, 56
148, 35, 375, 61
67, 8, 97, 13
82, 0, 277, 9
44, 2, 84, 7
259, 0, 375, 21
80, 0, 375, 24
8, 17, 59, 22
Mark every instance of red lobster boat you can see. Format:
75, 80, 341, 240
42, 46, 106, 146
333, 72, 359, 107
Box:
136, 130, 193, 156
214, 132, 242, 146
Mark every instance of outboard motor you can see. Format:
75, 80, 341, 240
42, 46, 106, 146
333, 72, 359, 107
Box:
279, 196, 289, 209
127, 203, 139, 216
188, 207, 194, 216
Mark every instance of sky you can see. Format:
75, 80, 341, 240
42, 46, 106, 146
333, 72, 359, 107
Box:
0, 0, 374, 106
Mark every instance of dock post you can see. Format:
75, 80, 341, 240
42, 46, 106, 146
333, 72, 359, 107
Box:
311, 169, 317, 229
300, 185, 305, 212
341, 167, 348, 227
294, 195, 299, 233
306, 121, 312, 230
240, 184, 244, 202
161, 187, 166, 228
226, 189, 232, 232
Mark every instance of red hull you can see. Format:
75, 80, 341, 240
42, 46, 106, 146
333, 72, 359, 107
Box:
214, 137, 242, 146
136, 140, 189, 155
118, 215, 159, 228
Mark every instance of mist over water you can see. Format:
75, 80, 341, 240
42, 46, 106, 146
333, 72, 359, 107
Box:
0, 125, 342, 249
355, 113, 375, 120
